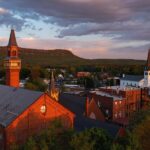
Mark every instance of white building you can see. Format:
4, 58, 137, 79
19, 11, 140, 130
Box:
120, 75, 144, 87
120, 49, 150, 88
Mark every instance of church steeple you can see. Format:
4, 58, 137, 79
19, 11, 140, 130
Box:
7, 29, 19, 58
49, 70, 59, 101
144, 49, 150, 87
51, 70, 55, 90
146, 49, 150, 70
8, 29, 18, 47
4, 29, 21, 87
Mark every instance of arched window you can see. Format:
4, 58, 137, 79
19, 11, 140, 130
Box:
12, 51, 17, 56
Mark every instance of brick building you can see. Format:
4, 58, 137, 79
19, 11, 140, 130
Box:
77, 72, 91, 78
86, 86, 141, 125
85, 49, 150, 126
60, 93, 125, 138
0, 30, 75, 150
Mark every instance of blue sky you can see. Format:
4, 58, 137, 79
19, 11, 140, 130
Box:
0, 0, 150, 59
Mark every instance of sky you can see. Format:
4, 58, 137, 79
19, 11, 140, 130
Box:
0, 0, 150, 60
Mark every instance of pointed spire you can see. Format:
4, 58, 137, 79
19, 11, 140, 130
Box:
8, 29, 18, 47
51, 70, 55, 90
48, 69, 59, 101
146, 49, 150, 69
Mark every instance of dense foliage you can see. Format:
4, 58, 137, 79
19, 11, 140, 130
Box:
10, 120, 113, 150
8, 104, 150, 150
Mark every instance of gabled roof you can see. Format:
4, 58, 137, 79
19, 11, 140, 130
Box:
74, 116, 120, 137
59, 93, 85, 116
8, 29, 18, 47
121, 75, 143, 82
59, 93, 121, 137
0, 85, 43, 127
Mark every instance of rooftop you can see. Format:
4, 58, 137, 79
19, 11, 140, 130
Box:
59, 93, 122, 137
0, 85, 43, 127
101, 86, 141, 91
120, 75, 143, 82
8, 29, 18, 47
90, 90, 123, 101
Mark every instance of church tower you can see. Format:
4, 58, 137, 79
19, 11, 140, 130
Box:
144, 49, 150, 87
49, 70, 59, 101
4, 29, 21, 87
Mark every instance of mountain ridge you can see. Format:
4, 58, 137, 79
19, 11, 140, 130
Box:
0, 46, 146, 67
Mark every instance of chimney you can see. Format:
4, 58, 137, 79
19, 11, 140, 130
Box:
122, 74, 125, 78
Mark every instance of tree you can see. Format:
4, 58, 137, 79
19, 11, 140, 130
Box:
25, 82, 38, 91
20, 68, 31, 79
131, 118, 150, 150
23, 137, 38, 150
20, 120, 74, 150
128, 108, 150, 130
123, 108, 150, 150
30, 66, 41, 81
71, 128, 112, 150
25, 78, 47, 92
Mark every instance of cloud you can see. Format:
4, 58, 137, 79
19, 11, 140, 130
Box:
0, 7, 25, 30
17, 37, 148, 59
0, 7, 8, 14
0, 0, 150, 59
1, 0, 149, 40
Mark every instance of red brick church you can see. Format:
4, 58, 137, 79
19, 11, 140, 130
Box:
0, 30, 75, 150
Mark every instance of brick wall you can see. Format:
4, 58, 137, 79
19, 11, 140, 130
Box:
5, 94, 74, 149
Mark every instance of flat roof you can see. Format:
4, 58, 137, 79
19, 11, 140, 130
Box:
100, 86, 141, 91
90, 91, 124, 101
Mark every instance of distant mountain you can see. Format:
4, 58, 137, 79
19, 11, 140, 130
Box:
0, 46, 146, 67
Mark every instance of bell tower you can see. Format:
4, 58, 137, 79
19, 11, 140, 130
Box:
4, 29, 21, 87
144, 49, 150, 87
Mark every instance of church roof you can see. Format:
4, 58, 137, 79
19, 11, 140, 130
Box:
121, 75, 143, 82
59, 93, 121, 137
0, 85, 43, 127
8, 29, 18, 47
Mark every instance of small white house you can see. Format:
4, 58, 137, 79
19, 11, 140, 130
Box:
120, 49, 150, 88
120, 75, 144, 87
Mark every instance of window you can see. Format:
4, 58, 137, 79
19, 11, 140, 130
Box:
106, 109, 109, 114
115, 113, 117, 118
98, 101, 101, 107
145, 72, 148, 75
119, 112, 122, 117
40, 105, 46, 114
